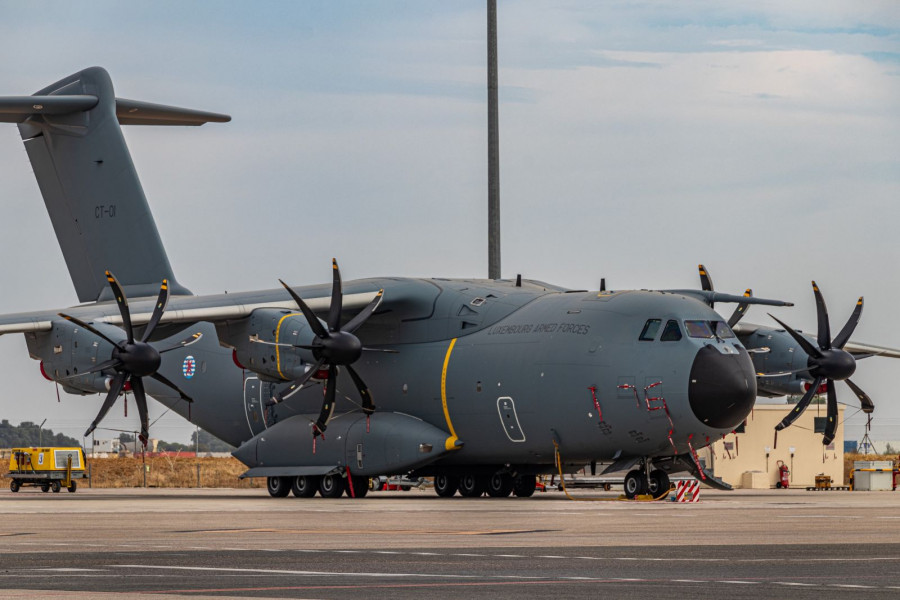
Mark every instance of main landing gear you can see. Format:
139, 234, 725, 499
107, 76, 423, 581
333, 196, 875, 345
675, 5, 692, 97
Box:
623, 461, 670, 499
266, 475, 369, 499
432, 471, 537, 498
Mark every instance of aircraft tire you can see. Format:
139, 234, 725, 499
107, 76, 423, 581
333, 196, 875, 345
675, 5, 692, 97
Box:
9, 480, 19, 493
266, 476, 291, 498
291, 476, 319, 498
458, 474, 487, 498
487, 473, 514, 497
67, 481, 77, 493
512, 475, 537, 497
647, 470, 670, 496
434, 474, 459, 497
319, 474, 346, 498
624, 470, 648, 499
346, 476, 369, 498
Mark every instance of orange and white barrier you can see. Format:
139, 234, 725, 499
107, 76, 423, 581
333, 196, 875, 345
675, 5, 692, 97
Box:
675, 479, 700, 502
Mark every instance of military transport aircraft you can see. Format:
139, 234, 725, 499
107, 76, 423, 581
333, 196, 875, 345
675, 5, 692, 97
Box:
0, 67, 896, 500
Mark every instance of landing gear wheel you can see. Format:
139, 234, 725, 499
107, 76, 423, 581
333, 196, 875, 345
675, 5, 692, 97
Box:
458, 474, 487, 498
346, 476, 369, 498
9, 480, 19, 493
266, 476, 291, 498
434, 474, 459, 497
51, 480, 61, 493
647, 470, 670, 497
624, 470, 648, 499
513, 475, 537, 497
67, 481, 77, 493
291, 476, 319, 498
40, 483, 50, 493
319, 474, 346, 498
487, 473, 514, 497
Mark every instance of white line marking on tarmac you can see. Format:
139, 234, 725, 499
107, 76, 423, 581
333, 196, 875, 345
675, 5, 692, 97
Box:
108, 565, 532, 580
774, 582, 815, 586
830, 584, 874, 588
33, 568, 106, 572
719, 581, 758, 584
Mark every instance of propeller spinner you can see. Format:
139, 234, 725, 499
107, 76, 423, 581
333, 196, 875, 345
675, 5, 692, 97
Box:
768, 281, 872, 445
59, 272, 201, 446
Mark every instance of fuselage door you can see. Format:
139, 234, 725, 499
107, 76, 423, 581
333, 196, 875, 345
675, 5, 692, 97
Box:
497, 396, 526, 442
242, 375, 268, 437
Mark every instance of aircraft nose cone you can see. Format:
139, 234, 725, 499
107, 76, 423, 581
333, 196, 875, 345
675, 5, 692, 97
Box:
688, 345, 756, 429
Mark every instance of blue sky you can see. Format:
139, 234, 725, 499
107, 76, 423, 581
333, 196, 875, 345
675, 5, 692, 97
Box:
0, 1, 898, 444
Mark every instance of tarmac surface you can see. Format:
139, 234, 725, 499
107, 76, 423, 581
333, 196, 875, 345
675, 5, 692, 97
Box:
0, 485, 898, 599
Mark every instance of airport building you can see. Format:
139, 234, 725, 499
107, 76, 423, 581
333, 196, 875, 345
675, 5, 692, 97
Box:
697, 403, 844, 488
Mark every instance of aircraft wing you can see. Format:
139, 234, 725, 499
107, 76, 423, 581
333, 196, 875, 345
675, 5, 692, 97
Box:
733, 322, 900, 359
0, 284, 382, 335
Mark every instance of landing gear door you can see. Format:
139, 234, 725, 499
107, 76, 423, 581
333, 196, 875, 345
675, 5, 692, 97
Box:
242, 376, 267, 437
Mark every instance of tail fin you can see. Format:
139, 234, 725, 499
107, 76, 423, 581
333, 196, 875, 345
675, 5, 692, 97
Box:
0, 67, 230, 302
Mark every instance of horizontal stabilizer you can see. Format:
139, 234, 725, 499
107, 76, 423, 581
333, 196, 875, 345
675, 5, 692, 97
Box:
115, 98, 230, 126
0, 95, 99, 122
0, 94, 229, 126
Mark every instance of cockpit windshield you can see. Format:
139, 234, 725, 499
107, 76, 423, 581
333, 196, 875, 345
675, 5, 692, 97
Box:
714, 321, 736, 339
685, 320, 735, 339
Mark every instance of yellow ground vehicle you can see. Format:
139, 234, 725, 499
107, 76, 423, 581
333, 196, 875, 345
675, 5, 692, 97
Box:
6, 447, 88, 493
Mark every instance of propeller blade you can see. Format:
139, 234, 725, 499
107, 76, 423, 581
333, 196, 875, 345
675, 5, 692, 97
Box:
59, 358, 122, 380
344, 289, 384, 334
811, 281, 831, 350
328, 258, 342, 332
775, 375, 823, 431
84, 372, 128, 437
157, 332, 203, 354
768, 313, 823, 359
845, 378, 874, 413
148, 371, 192, 402
346, 364, 375, 415
278, 279, 328, 339
141, 279, 171, 343
832, 297, 864, 350
267, 358, 324, 405
698, 264, 713, 292
106, 271, 134, 345
58, 313, 123, 350
698, 264, 714, 307
313, 365, 337, 435
132, 376, 150, 446
727, 289, 752, 328
823, 379, 838, 445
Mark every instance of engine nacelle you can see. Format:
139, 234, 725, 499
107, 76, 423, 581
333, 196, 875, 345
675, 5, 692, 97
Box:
26, 320, 121, 395
215, 308, 317, 382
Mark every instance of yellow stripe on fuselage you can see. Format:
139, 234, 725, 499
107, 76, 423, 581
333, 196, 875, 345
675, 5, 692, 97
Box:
275, 313, 302, 380
441, 338, 461, 451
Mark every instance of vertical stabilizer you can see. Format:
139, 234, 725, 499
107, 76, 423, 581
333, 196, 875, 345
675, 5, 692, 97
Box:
3, 67, 229, 302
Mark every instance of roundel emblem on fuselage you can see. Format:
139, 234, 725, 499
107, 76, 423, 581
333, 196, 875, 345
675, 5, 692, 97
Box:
182, 355, 197, 379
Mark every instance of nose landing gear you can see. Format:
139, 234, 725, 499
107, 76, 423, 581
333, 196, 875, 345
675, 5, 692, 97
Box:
624, 460, 671, 499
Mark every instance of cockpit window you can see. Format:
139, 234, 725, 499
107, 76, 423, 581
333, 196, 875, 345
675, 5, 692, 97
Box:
714, 321, 736, 339
684, 320, 714, 338
660, 319, 682, 341
639, 319, 661, 341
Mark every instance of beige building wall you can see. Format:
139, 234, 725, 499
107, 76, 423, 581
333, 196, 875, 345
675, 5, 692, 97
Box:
697, 404, 844, 488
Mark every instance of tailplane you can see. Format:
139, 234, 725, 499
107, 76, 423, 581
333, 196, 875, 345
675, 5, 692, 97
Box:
0, 67, 230, 302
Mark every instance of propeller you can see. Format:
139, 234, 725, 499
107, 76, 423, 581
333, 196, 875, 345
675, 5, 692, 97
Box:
768, 281, 871, 445
266, 259, 386, 438
59, 271, 201, 446
697, 264, 753, 327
